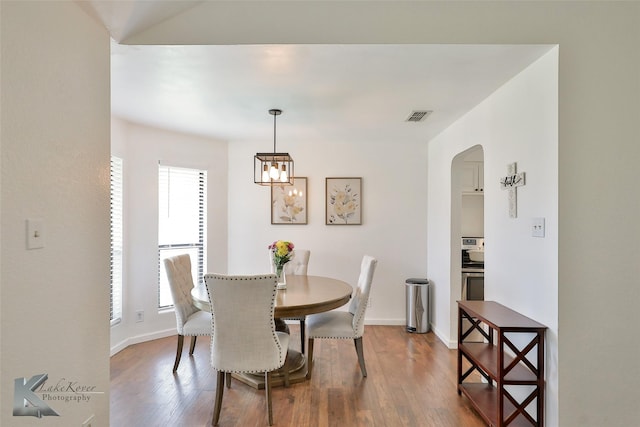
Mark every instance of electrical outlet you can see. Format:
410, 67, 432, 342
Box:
532, 217, 545, 238
82, 414, 95, 427
135, 310, 144, 323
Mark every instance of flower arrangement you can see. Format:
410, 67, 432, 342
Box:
268, 240, 295, 278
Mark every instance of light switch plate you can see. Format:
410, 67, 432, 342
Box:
532, 217, 545, 238
26, 219, 45, 249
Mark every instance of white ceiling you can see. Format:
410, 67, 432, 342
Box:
91, 1, 553, 144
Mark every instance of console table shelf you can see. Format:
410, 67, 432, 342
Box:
457, 301, 547, 427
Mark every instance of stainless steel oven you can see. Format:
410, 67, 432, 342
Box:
462, 272, 484, 300
461, 237, 484, 341
461, 237, 484, 301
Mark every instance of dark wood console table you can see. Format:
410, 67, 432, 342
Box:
457, 300, 547, 427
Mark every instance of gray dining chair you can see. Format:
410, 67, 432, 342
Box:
270, 249, 311, 353
163, 254, 212, 373
305, 255, 377, 379
204, 273, 290, 426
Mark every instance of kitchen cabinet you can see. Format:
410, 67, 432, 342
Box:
457, 300, 546, 427
461, 161, 484, 194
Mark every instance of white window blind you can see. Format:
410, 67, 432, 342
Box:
158, 165, 207, 308
110, 156, 124, 324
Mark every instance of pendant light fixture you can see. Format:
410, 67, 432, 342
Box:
254, 109, 294, 186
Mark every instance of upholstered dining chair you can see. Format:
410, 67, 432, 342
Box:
204, 273, 290, 426
270, 249, 311, 353
163, 254, 212, 373
305, 255, 377, 380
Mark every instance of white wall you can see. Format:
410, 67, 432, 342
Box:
110, 118, 228, 353
228, 138, 428, 323
428, 47, 559, 425
0, 2, 110, 425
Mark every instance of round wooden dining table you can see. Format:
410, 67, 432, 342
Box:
191, 274, 353, 388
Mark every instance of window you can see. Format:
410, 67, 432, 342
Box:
158, 165, 207, 308
110, 156, 124, 324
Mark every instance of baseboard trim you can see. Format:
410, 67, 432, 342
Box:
364, 319, 405, 326
431, 325, 456, 349
110, 328, 175, 356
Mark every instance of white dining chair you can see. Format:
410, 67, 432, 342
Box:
204, 273, 290, 426
163, 254, 212, 373
268, 248, 310, 277
269, 249, 311, 353
305, 255, 377, 379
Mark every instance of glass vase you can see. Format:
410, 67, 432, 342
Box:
275, 265, 286, 289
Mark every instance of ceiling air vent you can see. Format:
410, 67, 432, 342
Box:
405, 110, 432, 123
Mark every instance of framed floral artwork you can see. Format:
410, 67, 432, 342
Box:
326, 177, 362, 225
271, 177, 308, 224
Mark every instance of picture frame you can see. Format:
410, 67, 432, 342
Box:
325, 177, 362, 225
271, 177, 308, 225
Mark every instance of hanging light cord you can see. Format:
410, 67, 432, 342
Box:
273, 112, 277, 153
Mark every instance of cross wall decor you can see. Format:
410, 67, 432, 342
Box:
500, 162, 525, 218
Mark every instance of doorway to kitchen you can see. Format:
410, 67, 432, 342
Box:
450, 145, 484, 339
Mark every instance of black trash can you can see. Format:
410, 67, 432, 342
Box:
405, 278, 430, 333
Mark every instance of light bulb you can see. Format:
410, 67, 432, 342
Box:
262, 164, 269, 182
280, 164, 288, 182
269, 163, 279, 180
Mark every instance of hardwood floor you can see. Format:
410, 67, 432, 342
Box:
110, 325, 485, 426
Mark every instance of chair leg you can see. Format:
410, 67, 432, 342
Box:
354, 337, 367, 377
189, 336, 197, 355
306, 338, 314, 380
299, 318, 306, 354
173, 335, 184, 372
224, 372, 232, 388
212, 371, 225, 426
265, 371, 273, 426
279, 360, 290, 388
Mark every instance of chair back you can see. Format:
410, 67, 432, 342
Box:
284, 249, 310, 275
348, 255, 378, 336
269, 249, 310, 276
164, 254, 199, 334
204, 274, 287, 373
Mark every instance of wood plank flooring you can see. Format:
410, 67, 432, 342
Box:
110, 325, 485, 426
